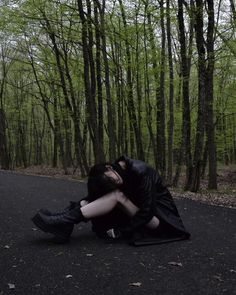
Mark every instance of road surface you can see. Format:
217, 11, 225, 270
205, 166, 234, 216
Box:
0, 171, 235, 295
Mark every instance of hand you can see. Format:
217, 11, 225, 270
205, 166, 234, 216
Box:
106, 228, 122, 239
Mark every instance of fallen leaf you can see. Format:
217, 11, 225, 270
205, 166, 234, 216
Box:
32, 228, 37, 231
86, 253, 93, 257
229, 269, 236, 273
4, 245, 10, 249
35, 284, 41, 287
65, 275, 73, 279
168, 262, 183, 267
129, 282, 142, 287
213, 275, 223, 282
8, 283, 15, 289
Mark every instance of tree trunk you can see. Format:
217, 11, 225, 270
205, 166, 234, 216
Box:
156, 0, 166, 179
86, 0, 105, 162
223, 116, 229, 165
0, 109, 9, 169
177, 0, 193, 189
118, 0, 145, 161
77, 0, 102, 164
205, 0, 217, 189
201, 139, 208, 179
94, 1, 105, 162
189, 0, 206, 192
0, 46, 10, 169
166, 0, 174, 184
146, 6, 159, 169
99, 0, 117, 161
135, 4, 144, 154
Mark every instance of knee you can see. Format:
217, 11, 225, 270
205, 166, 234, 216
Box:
80, 200, 89, 207
147, 216, 160, 229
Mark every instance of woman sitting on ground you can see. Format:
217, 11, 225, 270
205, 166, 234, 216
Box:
32, 155, 190, 244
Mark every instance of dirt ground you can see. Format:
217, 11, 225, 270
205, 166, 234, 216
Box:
11, 164, 236, 209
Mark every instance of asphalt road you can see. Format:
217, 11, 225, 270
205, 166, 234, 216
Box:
0, 170, 235, 295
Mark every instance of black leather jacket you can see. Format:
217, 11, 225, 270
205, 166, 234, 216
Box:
89, 155, 190, 238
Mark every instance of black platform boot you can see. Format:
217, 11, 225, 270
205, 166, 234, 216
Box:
31, 206, 87, 243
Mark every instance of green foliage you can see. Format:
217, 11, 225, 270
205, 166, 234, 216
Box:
0, 0, 235, 179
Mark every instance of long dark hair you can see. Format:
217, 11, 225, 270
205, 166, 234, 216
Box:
87, 163, 118, 201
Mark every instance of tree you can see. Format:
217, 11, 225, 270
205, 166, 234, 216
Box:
118, 0, 145, 161
0, 108, 9, 169
96, 0, 117, 161
177, 0, 193, 189
0, 41, 12, 169
205, 0, 217, 189
155, 0, 166, 178
189, 0, 206, 192
166, 0, 174, 184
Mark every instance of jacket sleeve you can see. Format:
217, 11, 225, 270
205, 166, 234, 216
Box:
119, 174, 156, 235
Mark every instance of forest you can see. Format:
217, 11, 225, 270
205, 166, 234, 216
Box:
0, 0, 235, 192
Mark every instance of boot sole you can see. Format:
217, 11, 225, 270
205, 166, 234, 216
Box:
31, 213, 71, 241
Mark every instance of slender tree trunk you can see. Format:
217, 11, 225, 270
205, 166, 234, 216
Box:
16, 96, 28, 168
201, 139, 208, 178
62, 114, 73, 169
166, 0, 174, 184
223, 116, 229, 165
177, 0, 192, 189
146, 6, 159, 168
53, 95, 58, 168
0, 46, 10, 169
77, 0, 102, 165
94, 1, 105, 162
118, 0, 145, 161
135, 3, 144, 153
205, 0, 217, 189
111, 31, 122, 156
99, 0, 117, 161
86, 0, 105, 162
110, 16, 127, 156
156, 0, 166, 179
0, 108, 9, 169
190, 0, 206, 192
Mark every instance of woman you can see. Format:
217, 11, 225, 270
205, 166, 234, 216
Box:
32, 155, 190, 244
